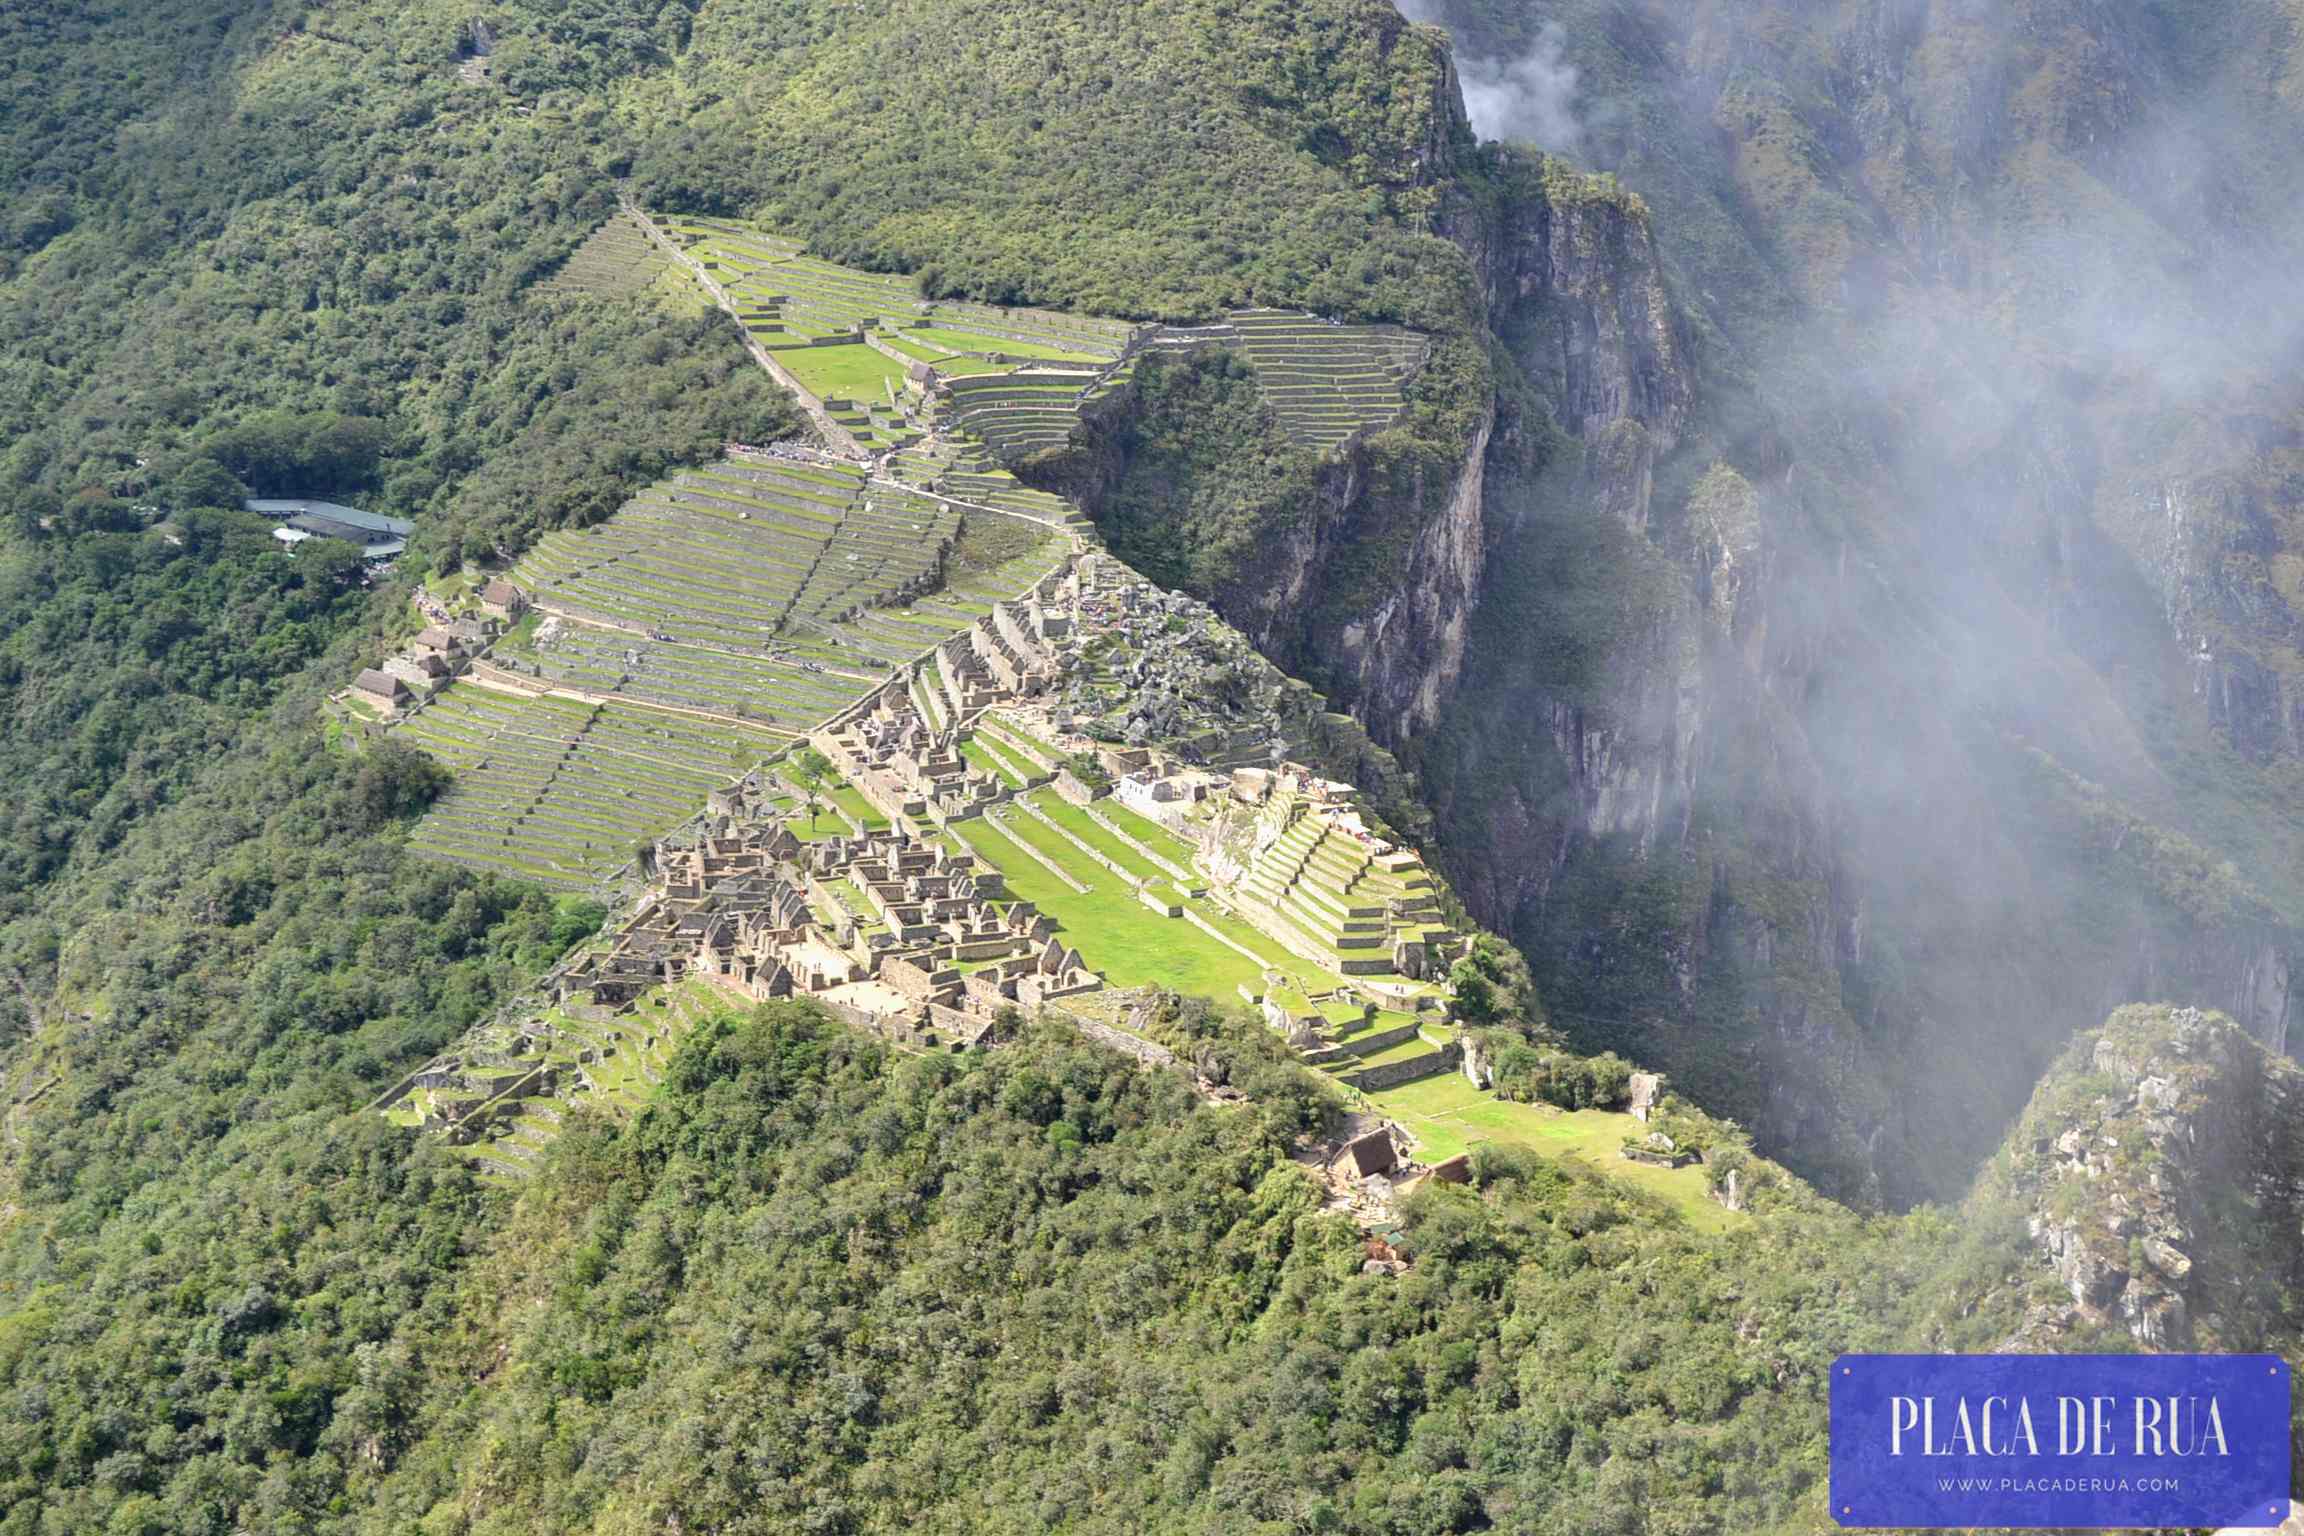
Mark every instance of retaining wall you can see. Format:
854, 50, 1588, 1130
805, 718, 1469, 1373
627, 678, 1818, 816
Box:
1342, 1041, 1462, 1093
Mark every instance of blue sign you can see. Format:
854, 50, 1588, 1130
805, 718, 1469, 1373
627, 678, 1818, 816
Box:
1830, 1354, 2291, 1528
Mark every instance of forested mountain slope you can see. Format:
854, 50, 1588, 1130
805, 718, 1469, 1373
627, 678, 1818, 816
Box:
1, 0, 2302, 1531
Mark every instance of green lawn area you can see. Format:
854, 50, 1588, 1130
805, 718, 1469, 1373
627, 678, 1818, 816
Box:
1366, 1077, 1739, 1233
960, 816, 1265, 998
959, 737, 1023, 789
775, 342, 909, 404
977, 715, 1056, 770
1094, 798, 1199, 868
876, 332, 1011, 375
784, 798, 855, 842
1024, 791, 1160, 882
1350, 1035, 1447, 1072
902, 325, 1105, 362
996, 802, 1129, 888
822, 779, 888, 832
965, 729, 1038, 785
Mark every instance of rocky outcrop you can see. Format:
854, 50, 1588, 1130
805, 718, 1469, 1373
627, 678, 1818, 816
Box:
1332, 404, 1491, 735
1991, 1006, 2304, 1352
1440, 159, 1694, 528
1214, 404, 1494, 746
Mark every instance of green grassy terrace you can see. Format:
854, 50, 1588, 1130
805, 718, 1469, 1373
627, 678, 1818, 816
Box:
1367, 1074, 1739, 1233
946, 815, 1266, 999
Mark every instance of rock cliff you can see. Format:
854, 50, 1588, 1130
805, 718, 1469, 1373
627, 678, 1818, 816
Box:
1315, 6, 2304, 1205
1065, 6, 2304, 1207
1981, 1005, 2304, 1353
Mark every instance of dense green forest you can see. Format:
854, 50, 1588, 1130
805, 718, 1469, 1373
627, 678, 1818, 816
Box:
0, 1, 1516, 1528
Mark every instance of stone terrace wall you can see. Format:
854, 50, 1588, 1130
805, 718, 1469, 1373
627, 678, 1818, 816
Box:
1343, 1041, 1462, 1093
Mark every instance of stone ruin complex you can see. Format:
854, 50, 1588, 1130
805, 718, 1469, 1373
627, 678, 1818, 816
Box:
384, 547, 1483, 1173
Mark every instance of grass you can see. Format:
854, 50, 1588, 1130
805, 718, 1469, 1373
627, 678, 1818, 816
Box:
875, 332, 1012, 375
901, 326, 1105, 363
959, 737, 1024, 789
784, 798, 856, 841
425, 567, 477, 604
1094, 798, 1199, 868
775, 342, 910, 404
960, 816, 1266, 998
1024, 790, 1159, 882
822, 780, 888, 833
1366, 1076, 1740, 1233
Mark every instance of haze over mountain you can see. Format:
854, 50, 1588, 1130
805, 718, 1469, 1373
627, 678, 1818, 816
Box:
1329, 0, 2304, 1205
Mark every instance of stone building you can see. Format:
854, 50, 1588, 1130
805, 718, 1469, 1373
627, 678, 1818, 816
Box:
353, 668, 410, 713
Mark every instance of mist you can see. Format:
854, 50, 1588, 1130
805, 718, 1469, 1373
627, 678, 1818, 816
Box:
1396, 0, 2304, 1203
1404, 4, 1587, 154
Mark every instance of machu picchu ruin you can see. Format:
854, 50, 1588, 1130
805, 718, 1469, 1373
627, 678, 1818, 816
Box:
535, 210, 671, 299
350, 201, 1717, 1219
376, 536, 1714, 1225
42, 7, 2304, 1530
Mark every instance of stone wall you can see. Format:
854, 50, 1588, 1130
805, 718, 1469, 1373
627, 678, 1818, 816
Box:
1343, 1021, 1424, 1058
1343, 1041, 1462, 1093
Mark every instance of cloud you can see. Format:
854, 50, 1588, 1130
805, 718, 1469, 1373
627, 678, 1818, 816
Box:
1454, 23, 1585, 154
1396, 2, 1587, 153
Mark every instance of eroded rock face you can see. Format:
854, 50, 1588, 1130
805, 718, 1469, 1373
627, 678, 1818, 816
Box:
1076, 12, 2304, 1208
2000, 1007, 2304, 1351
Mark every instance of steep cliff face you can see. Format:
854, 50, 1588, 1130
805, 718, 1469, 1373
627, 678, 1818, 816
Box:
1419, 163, 1893, 1195
1219, 409, 1495, 743
1979, 1006, 2304, 1353
1373, 3, 2304, 1205
1068, 5, 2304, 1205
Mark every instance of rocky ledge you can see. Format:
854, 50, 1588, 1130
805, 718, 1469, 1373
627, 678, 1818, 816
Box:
1990, 1005, 2304, 1351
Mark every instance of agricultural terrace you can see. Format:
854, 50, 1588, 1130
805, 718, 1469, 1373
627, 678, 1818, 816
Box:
648, 211, 1146, 463
538, 212, 671, 299
507, 458, 958, 648
662, 213, 1136, 361
935, 369, 1101, 460
390, 685, 777, 890
499, 617, 866, 733
393, 455, 1069, 890
390, 977, 742, 1182
595, 211, 1434, 471
775, 343, 909, 404
903, 326, 1107, 363
1221, 309, 1430, 454
891, 442, 1094, 532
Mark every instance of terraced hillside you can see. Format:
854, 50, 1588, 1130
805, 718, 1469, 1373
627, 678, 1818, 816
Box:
503, 620, 867, 732
890, 442, 1094, 532
538, 213, 670, 299
391, 687, 775, 889
647, 212, 1148, 463
667, 214, 1136, 361
1232, 791, 1455, 977
1217, 309, 1430, 453
507, 458, 957, 644
387, 977, 743, 1183
936, 367, 1100, 458
392, 448, 1071, 892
